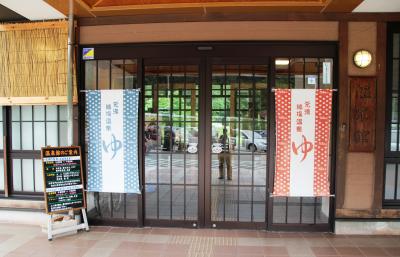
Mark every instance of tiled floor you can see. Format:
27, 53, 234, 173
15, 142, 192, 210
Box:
0, 223, 399, 257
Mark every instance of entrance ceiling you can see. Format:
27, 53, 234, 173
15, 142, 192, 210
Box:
44, 0, 367, 17
0, 4, 26, 22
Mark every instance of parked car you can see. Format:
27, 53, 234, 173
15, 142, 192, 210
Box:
254, 130, 267, 138
239, 130, 267, 152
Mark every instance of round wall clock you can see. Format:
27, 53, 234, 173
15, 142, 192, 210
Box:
353, 49, 372, 68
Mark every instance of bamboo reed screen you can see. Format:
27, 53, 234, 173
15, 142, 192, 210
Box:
0, 21, 76, 102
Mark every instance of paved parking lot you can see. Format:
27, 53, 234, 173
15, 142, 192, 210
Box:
0, 223, 399, 257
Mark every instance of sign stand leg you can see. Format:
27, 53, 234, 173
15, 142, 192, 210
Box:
47, 214, 53, 241
46, 209, 90, 240
81, 209, 89, 231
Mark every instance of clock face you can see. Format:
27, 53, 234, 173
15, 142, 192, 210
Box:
353, 50, 372, 68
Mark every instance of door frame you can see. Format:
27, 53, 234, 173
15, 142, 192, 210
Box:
142, 57, 204, 228
204, 57, 271, 229
266, 55, 338, 232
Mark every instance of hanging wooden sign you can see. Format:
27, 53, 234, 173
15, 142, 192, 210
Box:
349, 77, 376, 152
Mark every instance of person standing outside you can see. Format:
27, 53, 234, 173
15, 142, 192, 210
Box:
163, 123, 175, 151
218, 128, 232, 180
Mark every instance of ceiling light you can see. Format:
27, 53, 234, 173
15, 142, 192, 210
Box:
275, 59, 289, 66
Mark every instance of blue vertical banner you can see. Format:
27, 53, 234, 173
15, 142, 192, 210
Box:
86, 89, 141, 194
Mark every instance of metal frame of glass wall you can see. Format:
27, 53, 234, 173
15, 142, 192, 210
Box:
78, 42, 337, 231
205, 59, 269, 229
384, 23, 400, 208
143, 61, 201, 227
0, 106, 69, 198
80, 59, 141, 226
268, 57, 337, 231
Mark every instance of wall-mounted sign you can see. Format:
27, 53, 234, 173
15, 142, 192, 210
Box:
322, 62, 331, 84
307, 76, 317, 85
349, 77, 376, 152
41, 146, 85, 214
82, 48, 94, 60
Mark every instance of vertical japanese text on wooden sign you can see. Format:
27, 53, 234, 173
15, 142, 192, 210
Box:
349, 77, 376, 152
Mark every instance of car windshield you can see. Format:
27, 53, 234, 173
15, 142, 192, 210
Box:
253, 132, 262, 139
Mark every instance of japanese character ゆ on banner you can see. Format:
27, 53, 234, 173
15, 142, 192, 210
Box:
86, 89, 140, 194
273, 89, 332, 197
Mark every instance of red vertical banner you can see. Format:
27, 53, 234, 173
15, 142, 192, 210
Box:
313, 90, 332, 196
273, 89, 332, 197
274, 90, 291, 196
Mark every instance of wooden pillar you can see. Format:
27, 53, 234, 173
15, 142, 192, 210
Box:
66, 0, 74, 146
336, 21, 349, 210
373, 21, 387, 212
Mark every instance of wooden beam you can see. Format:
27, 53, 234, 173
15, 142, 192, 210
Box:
372, 21, 387, 212
93, 0, 106, 7
0, 21, 67, 32
336, 208, 400, 218
78, 12, 400, 26
0, 199, 45, 209
44, 0, 96, 17
85, 0, 102, 6
75, 0, 97, 17
47, 0, 333, 18
0, 96, 78, 106
74, 5, 334, 19
91, 0, 326, 9
322, 0, 364, 13
91, 2, 326, 16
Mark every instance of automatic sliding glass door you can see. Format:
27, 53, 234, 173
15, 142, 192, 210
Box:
82, 43, 337, 231
144, 64, 200, 225
208, 62, 269, 228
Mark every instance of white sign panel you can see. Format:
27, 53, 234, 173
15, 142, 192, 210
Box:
307, 76, 317, 85
322, 62, 331, 84
100, 91, 124, 192
289, 90, 315, 196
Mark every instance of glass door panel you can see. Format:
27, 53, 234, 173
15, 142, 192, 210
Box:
84, 59, 139, 224
144, 65, 199, 223
271, 57, 333, 227
209, 63, 268, 225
